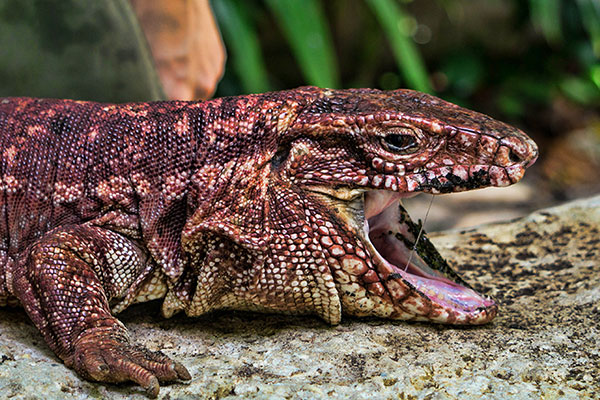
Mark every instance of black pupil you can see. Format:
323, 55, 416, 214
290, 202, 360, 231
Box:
384, 133, 417, 153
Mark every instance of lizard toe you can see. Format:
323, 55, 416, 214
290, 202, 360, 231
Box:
133, 347, 192, 382
174, 361, 192, 380
72, 330, 189, 396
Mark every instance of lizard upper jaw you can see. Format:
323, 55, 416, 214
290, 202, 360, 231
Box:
362, 190, 497, 324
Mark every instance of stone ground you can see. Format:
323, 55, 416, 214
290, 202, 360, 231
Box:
1, 196, 598, 399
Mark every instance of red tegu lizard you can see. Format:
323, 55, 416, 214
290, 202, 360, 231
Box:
0, 87, 538, 396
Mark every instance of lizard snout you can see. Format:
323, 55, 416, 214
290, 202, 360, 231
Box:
496, 134, 538, 169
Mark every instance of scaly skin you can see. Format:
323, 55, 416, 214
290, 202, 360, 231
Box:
0, 87, 537, 396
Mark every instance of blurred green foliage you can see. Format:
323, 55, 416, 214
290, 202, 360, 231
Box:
214, 0, 600, 132
214, 0, 431, 94
0, 0, 598, 133
212, 0, 270, 94
365, 0, 431, 93
265, 0, 340, 88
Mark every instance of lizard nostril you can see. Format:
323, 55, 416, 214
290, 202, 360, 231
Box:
508, 148, 522, 164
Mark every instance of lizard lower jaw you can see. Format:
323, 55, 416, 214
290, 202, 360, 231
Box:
362, 191, 497, 324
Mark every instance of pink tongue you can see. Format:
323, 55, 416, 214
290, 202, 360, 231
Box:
380, 236, 496, 311
387, 258, 496, 311
407, 271, 495, 310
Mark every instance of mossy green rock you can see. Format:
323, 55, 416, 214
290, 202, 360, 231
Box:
0, 0, 163, 102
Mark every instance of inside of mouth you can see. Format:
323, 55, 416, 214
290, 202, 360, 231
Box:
364, 191, 495, 312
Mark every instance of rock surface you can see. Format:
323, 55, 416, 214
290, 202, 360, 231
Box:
1, 196, 598, 399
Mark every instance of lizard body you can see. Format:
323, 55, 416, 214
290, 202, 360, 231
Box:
0, 87, 537, 396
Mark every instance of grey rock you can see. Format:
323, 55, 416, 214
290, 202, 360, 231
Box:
1, 196, 598, 399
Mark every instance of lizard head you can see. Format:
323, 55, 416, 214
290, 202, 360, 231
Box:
269, 86, 538, 324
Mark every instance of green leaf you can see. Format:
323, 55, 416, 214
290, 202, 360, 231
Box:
590, 64, 600, 90
265, 0, 339, 88
497, 93, 525, 119
560, 76, 600, 104
528, 0, 562, 44
212, 0, 271, 94
576, 0, 600, 57
365, 0, 431, 93
441, 52, 484, 97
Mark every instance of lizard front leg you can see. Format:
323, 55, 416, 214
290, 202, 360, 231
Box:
12, 224, 190, 397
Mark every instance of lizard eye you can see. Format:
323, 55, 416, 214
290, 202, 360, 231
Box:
382, 129, 419, 154
271, 145, 290, 169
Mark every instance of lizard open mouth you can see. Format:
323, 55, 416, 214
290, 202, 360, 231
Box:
360, 190, 497, 323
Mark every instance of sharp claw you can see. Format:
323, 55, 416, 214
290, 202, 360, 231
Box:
144, 376, 160, 398
174, 362, 192, 380
80, 354, 110, 381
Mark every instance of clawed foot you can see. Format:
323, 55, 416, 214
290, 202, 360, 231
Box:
69, 330, 191, 398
